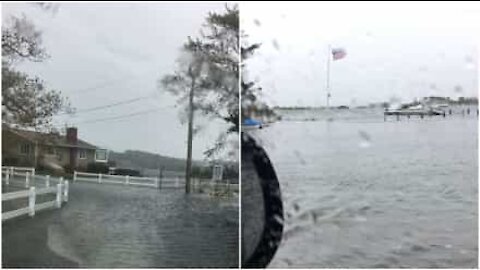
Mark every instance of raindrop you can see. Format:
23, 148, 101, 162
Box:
389, 96, 402, 110
465, 55, 475, 70
272, 39, 280, 51
358, 130, 372, 148
273, 214, 284, 225
293, 150, 306, 165
362, 31, 374, 43
253, 19, 261, 27
454, 85, 463, 93
418, 66, 428, 72
292, 203, 300, 212
350, 98, 357, 107
282, 259, 293, 266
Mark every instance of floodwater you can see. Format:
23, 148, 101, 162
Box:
248, 107, 478, 268
2, 181, 238, 268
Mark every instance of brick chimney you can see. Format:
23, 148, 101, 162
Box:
66, 127, 78, 144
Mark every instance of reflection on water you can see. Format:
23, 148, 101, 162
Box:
250, 108, 478, 268
2, 182, 238, 268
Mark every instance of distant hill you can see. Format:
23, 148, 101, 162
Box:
108, 150, 207, 172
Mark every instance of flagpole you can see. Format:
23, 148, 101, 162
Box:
326, 44, 331, 109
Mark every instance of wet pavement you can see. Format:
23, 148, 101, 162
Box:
2, 181, 238, 268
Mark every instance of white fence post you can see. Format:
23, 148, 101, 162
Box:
99, 173, 102, 184
10, 167, 14, 178
46, 175, 50, 187
56, 184, 62, 208
63, 180, 69, 202
28, 187, 36, 217
5, 171, 9, 186
32, 168, 36, 176
25, 172, 30, 188
126, 175, 130, 185
73, 171, 77, 182
155, 177, 159, 189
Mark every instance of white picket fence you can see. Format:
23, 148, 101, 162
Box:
72, 171, 239, 193
2, 169, 64, 189
2, 181, 69, 222
2, 166, 35, 177
191, 178, 239, 194
74, 171, 160, 188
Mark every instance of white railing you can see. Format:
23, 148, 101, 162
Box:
191, 178, 239, 193
2, 170, 64, 189
72, 171, 238, 193
74, 171, 159, 188
2, 166, 35, 177
2, 181, 69, 221
157, 177, 185, 189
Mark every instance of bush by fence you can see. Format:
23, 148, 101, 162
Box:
86, 162, 109, 174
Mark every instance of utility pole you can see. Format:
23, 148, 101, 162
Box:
185, 69, 196, 194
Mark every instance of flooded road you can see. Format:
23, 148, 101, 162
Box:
249, 108, 477, 268
3, 182, 238, 268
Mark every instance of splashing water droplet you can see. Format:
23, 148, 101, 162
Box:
253, 19, 261, 27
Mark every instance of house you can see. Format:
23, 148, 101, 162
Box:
2, 125, 108, 172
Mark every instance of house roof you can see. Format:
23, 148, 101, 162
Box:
3, 126, 98, 150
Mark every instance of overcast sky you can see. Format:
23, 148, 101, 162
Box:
2, 2, 228, 159
242, 2, 479, 107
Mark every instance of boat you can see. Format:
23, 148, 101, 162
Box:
384, 104, 443, 116
242, 118, 263, 131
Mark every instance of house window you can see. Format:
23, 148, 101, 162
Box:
95, 149, 108, 162
20, 143, 31, 155
79, 150, 87, 159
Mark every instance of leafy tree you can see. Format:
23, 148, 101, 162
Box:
160, 5, 239, 160
241, 35, 277, 123
2, 15, 70, 130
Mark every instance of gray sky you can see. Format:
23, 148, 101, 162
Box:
3, 2, 228, 159
242, 2, 479, 107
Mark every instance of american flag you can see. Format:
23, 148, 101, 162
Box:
332, 48, 346, 60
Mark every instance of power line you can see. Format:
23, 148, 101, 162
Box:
71, 108, 163, 125
66, 76, 136, 95
60, 95, 153, 115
